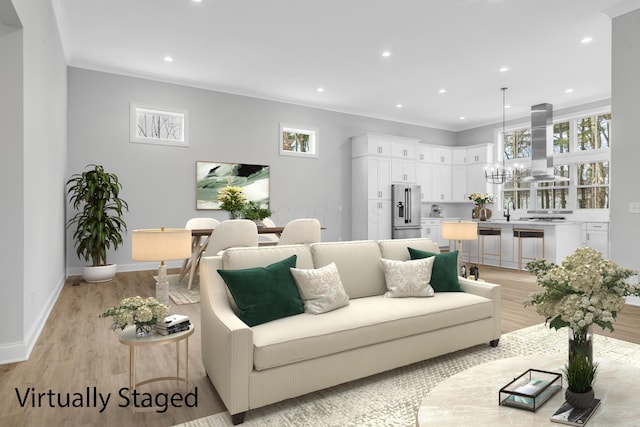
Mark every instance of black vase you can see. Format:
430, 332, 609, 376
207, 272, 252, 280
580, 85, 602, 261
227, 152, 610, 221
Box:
565, 388, 595, 409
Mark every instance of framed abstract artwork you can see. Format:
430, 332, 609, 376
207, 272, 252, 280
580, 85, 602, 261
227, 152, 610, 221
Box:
130, 103, 188, 147
279, 123, 318, 158
196, 161, 270, 210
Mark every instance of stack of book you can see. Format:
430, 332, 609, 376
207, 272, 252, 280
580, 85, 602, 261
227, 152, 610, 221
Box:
154, 314, 191, 335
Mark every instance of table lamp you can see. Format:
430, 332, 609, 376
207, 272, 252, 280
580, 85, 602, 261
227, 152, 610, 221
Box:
441, 221, 478, 277
131, 228, 192, 307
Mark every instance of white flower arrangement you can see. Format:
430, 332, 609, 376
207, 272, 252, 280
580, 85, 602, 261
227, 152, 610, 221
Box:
524, 247, 639, 334
100, 296, 168, 331
468, 192, 495, 205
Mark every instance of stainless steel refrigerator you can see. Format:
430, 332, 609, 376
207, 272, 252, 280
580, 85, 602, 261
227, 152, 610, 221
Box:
392, 184, 422, 238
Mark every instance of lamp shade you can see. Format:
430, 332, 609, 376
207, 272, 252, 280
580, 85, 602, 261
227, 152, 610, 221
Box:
441, 221, 478, 241
131, 228, 192, 261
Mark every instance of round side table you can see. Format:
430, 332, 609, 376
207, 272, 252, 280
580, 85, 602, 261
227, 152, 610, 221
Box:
118, 324, 195, 411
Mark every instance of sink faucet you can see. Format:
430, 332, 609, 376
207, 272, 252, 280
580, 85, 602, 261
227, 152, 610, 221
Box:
504, 200, 515, 222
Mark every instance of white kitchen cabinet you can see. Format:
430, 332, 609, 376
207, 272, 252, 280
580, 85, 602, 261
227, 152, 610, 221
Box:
452, 164, 467, 201
351, 134, 392, 157
417, 144, 433, 162
416, 163, 432, 201
352, 133, 419, 240
585, 222, 609, 258
467, 145, 490, 164
431, 164, 452, 202
432, 147, 452, 164
421, 218, 443, 246
391, 159, 417, 183
452, 148, 467, 165
367, 200, 392, 240
391, 141, 417, 160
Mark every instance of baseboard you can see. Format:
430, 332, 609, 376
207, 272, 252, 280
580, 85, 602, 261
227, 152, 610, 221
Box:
0, 274, 65, 365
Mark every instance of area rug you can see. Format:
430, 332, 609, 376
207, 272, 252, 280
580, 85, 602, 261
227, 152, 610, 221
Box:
174, 324, 640, 427
159, 274, 200, 305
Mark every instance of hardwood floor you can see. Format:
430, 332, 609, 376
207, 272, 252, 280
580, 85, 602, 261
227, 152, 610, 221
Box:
1, 266, 638, 426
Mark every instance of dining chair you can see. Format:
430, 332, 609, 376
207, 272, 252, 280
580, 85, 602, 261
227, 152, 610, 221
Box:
259, 217, 280, 245
180, 217, 220, 289
277, 218, 322, 245
203, 219, 259, 256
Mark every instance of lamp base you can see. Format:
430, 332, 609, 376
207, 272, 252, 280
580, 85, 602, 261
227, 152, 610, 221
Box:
156, 263, 170, 308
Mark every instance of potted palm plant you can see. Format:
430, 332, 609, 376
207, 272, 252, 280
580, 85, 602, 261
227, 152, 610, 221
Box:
66, 164, 129, 282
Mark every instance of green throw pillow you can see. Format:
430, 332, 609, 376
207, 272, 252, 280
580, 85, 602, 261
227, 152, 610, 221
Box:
407, 247, 464, 292
217, 255, 304, 326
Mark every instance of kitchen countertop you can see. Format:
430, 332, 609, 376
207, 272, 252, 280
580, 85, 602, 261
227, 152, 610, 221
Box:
478, 219, 583, 226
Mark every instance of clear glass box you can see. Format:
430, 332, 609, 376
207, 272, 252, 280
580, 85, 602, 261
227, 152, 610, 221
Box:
499, 368, 562, 412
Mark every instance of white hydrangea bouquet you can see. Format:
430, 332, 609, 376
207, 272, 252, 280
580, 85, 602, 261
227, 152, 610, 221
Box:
467, 192, 495, 206
100, 296, 168, 332
524, 247, 638, 334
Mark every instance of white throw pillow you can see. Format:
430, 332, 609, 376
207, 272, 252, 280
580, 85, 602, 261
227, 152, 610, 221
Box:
290, 262, 350, 314
381, 256, 435, 298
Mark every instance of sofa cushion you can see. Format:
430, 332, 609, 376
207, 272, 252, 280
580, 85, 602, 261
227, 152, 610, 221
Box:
217, 255, 304, 326
310, 240, 386, 298
408, 248, 463, 292
381, 257, 435, 298
251, 292, 494, 370
290, 262, 350, 314
378, 238, 440, 260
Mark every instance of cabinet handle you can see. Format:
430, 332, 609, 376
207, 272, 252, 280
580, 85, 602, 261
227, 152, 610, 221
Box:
420, 154, 424, 160
378, 146, 382, 154
378, 190, 382, 198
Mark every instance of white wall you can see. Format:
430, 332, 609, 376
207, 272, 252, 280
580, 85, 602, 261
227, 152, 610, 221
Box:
610, 9, 640, 288
0, 0, 24, 352
66, 68, 456, 273
0, 0, 68, 364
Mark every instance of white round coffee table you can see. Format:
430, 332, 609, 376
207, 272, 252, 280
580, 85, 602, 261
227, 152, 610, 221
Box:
416, 354, 638, 426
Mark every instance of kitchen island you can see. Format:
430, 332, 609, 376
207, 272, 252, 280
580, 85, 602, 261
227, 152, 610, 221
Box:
457, 219, 582, 270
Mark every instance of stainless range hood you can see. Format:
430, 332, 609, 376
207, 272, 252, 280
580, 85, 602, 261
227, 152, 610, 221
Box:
521, 103, 569, 183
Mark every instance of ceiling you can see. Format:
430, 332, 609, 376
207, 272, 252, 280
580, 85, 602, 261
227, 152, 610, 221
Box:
54, 0, 635, 131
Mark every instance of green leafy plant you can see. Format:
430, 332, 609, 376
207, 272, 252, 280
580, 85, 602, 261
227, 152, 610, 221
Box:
217, 185, 246, 212
563, 355, 598, 393
242, 201, 272, 220
66, 164, 129, 266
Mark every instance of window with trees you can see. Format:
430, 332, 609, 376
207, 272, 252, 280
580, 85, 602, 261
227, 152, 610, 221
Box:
577, 161, 609, 208
576, 114, 610, 151
500, 111, 610, 211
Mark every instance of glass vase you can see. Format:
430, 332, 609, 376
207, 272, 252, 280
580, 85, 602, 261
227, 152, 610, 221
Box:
569, 326, 593, 364
135, 323, 152, 337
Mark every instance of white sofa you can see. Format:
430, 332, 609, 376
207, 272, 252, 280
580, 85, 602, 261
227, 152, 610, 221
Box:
199, 238, 502, 424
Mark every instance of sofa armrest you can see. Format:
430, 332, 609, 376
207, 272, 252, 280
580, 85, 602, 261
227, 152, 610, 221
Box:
458, 277, 502, 341
200, 255, 253, 416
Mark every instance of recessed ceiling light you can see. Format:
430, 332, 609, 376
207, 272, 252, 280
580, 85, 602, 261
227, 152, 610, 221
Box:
163, 56, 174, 62
396, 104, 403, 108
459, 116, 466, 120
565, 88, 574, 93
581, 36, 593, 44
499, 67, 509, 72
192, 0, 203, 2
317, 87, 325, 92
439, 88, 446, 94
505, 105, 512, 109
382, 51, 391, 57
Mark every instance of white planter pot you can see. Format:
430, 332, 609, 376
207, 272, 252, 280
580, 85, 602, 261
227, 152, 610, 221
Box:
82, 264, 117, 283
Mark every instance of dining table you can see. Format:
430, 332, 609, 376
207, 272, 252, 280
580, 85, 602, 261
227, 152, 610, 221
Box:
178, 227, 286, 288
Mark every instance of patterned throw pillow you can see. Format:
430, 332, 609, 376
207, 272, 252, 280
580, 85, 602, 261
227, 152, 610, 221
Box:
290, 262, 350, 314
380, 256, 435, 298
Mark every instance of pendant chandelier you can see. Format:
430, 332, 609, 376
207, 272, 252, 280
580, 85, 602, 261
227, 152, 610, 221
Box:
485, 87, 520, 184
